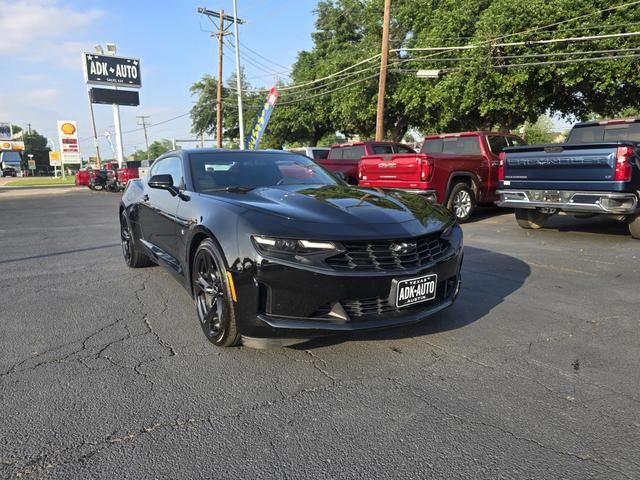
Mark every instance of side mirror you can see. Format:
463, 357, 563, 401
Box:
148, 174, 178, 196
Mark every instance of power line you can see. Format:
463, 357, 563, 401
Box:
397, 30, 640, 52
238, 40, 292, 72
493, 0, 640, 42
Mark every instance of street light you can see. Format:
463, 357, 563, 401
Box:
94, 44, 104, 54
106, 43, 117, 55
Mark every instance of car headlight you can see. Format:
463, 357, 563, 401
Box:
252, 236, 337, 255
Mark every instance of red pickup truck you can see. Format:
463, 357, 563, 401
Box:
319, 141, 415, 184
116, 160, 141, 190
359, 132, 525, 222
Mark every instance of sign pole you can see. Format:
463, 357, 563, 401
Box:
87, 89, 102, 167
112, 101, 124, 167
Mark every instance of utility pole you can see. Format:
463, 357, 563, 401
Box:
232, 0, 246, 149
375, 0, 391, 141
216, 9, 225, 148
198, 7, 241, 148
136, 115, 151, 159
26, 123, 32, 135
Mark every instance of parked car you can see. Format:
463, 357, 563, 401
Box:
359, 132, 525, 222
75, 168, 92, 186
286, 147, 330, 161
116, 161, 141, 190
496, 118, 640, 238
321, 141, 416, 185
2, 166, 18, 177
120, 149, 463, 348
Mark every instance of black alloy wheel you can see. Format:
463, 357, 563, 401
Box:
192, 239, 240, 347
120, 212, 154, 268
121, 214, 132, 264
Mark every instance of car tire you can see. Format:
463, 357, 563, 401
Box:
447, 183, 475, 223
628, 215, 640, 239
192, 239, 241, 347
515, 208, 547, 229
120, 212, 154, 268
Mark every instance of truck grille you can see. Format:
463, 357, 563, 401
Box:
326, 234, 448, 271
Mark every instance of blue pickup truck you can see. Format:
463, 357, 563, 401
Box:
496, 118, 640, 239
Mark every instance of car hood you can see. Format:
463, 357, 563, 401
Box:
204, 184, 452, 231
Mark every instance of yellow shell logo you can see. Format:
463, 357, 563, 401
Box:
61, 123, 76, 135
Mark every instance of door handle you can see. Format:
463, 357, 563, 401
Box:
143, 194, 149, 202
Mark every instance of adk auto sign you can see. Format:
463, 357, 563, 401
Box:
82, 53, 142, 88
57, 121, 81, 164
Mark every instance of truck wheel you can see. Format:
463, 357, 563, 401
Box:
447, 183, 475, 223
515, 209, 547, 229
628, 215, 640, 239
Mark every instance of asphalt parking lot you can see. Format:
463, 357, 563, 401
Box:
1, 189, 639, 479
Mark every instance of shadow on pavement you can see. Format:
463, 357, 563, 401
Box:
541, 215, 631, 237
465, 205, 513, 224
0, 243, 120, 265
298, 246, 531, 349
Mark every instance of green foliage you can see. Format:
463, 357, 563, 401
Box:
519, 115, 558, 144
189, 0, 640, 146
22, 129, 50, 170
148, 139, 173, 159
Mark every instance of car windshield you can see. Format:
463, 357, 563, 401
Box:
189, 151, 340, 192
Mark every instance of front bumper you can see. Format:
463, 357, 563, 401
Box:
496, 189, 639, 214
233, 239, 463, 339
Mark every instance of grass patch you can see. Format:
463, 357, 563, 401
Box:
5, 176, 76, 187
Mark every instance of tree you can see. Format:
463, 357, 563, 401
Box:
22, 129, 50, 171
519, 115, 557, 144
395, 0, 640, 132
190, 69, 264, 147
147, 139, 173, 159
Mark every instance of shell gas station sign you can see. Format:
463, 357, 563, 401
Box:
57, 120, 81, 164
49, 151, 61, 167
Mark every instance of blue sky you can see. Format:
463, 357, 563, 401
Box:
1, 0, 317, 158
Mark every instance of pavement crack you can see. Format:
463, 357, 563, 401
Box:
304, 350, 336, 385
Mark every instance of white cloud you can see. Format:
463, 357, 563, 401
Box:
0, 0, 103, 56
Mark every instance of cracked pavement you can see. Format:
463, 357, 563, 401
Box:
1, 190, 639, 479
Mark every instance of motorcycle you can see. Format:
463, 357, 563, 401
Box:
90, 169, 120, 192
105, 170, 121, 192
89, 170, 106, 191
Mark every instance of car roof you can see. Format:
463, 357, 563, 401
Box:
572, 118, 639, 128
180, 148, 298, 155
424, 131, 516, 139
330, 141, 407, 148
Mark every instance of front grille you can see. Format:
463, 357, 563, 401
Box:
326, 234, 448, 271
313, 279, 455, 319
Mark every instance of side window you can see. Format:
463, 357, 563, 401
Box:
422, 139, 444, 153
487, 136, 508, 154
327, 148, 343, 160
372, 144, 394, 154
151, 156, 183, 186
396, 145, 416, 154
442, 137, 481, 155
342, 146, 366, 160
507, 136, 526, 146
312, 149, 329, 160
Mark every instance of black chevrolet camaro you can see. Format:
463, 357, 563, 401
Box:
119, 149, 463, 347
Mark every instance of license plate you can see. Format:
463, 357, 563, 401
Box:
394, 274, 438, 309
